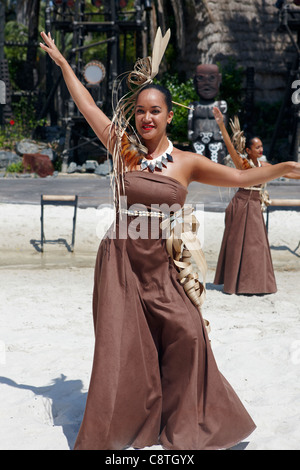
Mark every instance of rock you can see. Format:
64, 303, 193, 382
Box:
16, 139, 41, 155
39, 148, 55, 161
67, 162, 77, 174
85, 160, 98, 173
94, 159, 112, 176
66, 162, 85, 173
15, 172, 32, 178
15, 139, 53, 159
0, 151, 21, 169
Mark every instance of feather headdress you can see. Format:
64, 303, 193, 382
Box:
229, 116, 245, 155
109, 28, 171, 205
229, 116, 252, 170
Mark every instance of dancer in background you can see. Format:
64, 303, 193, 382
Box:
213, 106, 299, 295
40, 30, 300, 450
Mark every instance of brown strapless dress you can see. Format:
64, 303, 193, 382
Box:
74, 172, 256, 450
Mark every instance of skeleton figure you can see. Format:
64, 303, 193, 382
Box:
188, 64, 227, 164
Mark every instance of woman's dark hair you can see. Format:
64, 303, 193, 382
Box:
245, 135, 261, 150
136, 83, 173, 112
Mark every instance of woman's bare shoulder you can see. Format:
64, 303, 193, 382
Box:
173, 146, 206, 163
172, 147, 212, 183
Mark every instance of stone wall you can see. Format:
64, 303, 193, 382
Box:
177, 0, 297, 103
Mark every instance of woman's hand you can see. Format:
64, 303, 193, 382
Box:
212, 106, 224, 125
40, 31, 65, 67
286, 161, 300, 178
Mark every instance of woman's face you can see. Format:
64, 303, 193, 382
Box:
246, 138, 263, 160
135, 88, 173, 141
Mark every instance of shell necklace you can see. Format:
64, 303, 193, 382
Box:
139, 139, 173, 172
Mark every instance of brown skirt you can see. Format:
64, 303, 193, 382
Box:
214, 188, 277, 294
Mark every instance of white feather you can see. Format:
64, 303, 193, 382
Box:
150, 27, 171, 79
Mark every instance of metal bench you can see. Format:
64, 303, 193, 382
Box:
40, 195, 78, 252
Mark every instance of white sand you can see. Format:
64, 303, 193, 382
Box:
0, 203, 299, 450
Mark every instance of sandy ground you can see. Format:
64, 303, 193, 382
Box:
0, 203, 299, 450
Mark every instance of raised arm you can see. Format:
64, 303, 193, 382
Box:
212, 107, 244, 170
39, 31, 113, 150
213, 105, 300, 180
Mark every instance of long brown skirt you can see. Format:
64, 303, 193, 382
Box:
214, 188, 277, 295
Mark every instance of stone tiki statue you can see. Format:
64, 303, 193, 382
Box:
188, 64, 227, 164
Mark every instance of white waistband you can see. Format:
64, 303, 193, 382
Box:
120, 208, 165, 218
242, 187, 261, 191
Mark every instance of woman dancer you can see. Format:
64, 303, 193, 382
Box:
40, 30, 300, 450
213, 107, 299, 295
